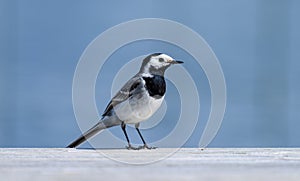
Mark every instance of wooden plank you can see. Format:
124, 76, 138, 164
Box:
0, 148, 300, 180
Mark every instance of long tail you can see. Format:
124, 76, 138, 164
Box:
67, 118, 120, 148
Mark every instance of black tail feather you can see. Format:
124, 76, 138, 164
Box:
67, 122, 104, 148
67, 118, 122, 148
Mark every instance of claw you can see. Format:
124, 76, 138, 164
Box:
138, 144, 157, 150
125, 144, 139, 150
126, 144, 157, 150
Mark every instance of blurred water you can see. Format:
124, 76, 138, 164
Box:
0, 0, 299, 147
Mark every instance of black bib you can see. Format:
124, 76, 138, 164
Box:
142, 75, 166, 99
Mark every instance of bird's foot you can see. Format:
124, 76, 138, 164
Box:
126, 144, 157, 150
125, 144, 140, 150
138, 144, 157, 150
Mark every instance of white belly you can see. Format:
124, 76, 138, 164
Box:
114, 94, 164, 124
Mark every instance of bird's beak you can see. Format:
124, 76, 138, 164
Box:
171, 60, 184, 64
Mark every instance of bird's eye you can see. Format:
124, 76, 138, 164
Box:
158, 58, 164, 62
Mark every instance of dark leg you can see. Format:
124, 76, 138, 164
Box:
136, 127, 156, 150
121, 122, 138, 150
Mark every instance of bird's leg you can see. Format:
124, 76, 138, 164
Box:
135, 123, 157, 150
121, 122, 138, 150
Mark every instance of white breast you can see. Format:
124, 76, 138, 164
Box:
114, 93, 165, 124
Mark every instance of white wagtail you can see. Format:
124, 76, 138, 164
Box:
67, 53, 183, 149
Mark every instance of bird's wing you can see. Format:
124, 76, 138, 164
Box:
102, 75, 143, 117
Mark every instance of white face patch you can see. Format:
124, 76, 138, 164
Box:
141, 54, 175, 74
148, 54, 174, 69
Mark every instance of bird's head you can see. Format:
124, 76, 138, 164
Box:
139, 53, 183, 75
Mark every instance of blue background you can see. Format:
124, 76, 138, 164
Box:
1, 0, 299, 147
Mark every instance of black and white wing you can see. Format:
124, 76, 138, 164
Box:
101, 75, 143, 117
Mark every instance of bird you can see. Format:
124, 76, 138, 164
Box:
67, 53, 183, 149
